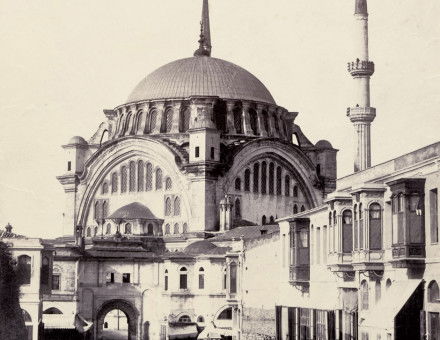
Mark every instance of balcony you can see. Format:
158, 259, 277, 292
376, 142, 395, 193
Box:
387, 178, 426, 269
347, 59, 375, 77
289, 218, 310, 289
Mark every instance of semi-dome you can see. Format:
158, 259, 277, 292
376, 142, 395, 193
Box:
127, 56, 276, 105
109, 202, 158, 220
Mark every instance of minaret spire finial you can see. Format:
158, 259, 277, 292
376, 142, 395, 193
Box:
194, 0, 212, 57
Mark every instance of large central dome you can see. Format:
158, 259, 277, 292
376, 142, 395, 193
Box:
127, 56, 276, 105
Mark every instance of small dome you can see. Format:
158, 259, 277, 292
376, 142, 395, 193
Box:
127, 56, 275, 105
109, 202, 158, 220
184, 240, 218, 255
68, 136, 88, 145
315, 140, 333, 149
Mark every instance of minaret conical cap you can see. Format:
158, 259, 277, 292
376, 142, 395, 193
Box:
355, 0, 368, 15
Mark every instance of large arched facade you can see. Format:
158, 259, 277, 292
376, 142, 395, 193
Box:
95, 299, 139, 340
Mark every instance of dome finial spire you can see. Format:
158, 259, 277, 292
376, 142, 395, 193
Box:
194, 0, 212, 57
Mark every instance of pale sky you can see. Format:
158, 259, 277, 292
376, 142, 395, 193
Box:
0, 0, 439, 238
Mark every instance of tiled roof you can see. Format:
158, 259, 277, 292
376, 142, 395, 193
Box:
127, 56, 275, 105
108, 202, 158, 220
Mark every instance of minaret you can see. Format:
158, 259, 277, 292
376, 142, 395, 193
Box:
347, 0, 376, 172
194, 0, 212, 57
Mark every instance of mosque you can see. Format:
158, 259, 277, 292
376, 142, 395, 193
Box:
1, 0, 439, 340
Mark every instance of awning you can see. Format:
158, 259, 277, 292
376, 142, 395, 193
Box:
197, 323, 232, 339
360, 279, 422, 331
75, 314, 93, 333
168, 324, 198, 339
43, 314, 75, 329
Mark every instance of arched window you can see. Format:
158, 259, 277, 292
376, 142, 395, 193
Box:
230, 263, 237, 294
358, 203, 364, 249
182, 223, 188, 233
86, 227, 91, 237
253, 163, 259, 193
123, 112, 132, 135
218, 307, 232, 320
293, 185, 298, 198
375, 280, 381, 303
261, 161, 267, 194
300, 205, 305, 212
262, 215, 267, 225
178, 315, 191, 323
102, 201, 108, 218
244, 169, 251, 191
386, 279, 392, 290
235, 199, 241, 219
342, 210, 353, 253
102, 182, 108, 194
270, 216, 275, 223
165, 177, 172, 190
329, 212, 333, 226
129, 161, 136, 191
428, 281, 440, 302
163, 108, 173, 133
94, 201, 100, 220
174, 197, 181, 216
333, 210, 337, 225
165, 197, 172, 216
124, 223, 132, 234
111, 173, 118, 193
293, 205, 298, 214
121, 166, 127, 193
274, 114, 280, 133
173, 223, 179, 234
17, 255, 31, 285
369, 203, 382, 250
179, 267, 188, 289
198, 267, 205, 289
361, 280, 369, 310
137, 160, 144, 191
197, 316, 205, 323
276, 166, 282, 195
249, 108, 258, 135
223, 267, 227, 290
165, 224, 171, 235
268, 162, 274, 194
106, 223, 111, 234
147, 223, 154, 235
155, 168, 163, 190
235, 178, 241, 191
43, 307, 63, 315
41, 256, 50, 285
285, 175, 290, 196
94, 226, 98, 236
145, 163, 153, 191
353, 204, 358, 250
233, 106, 242, 134
262, 110, 269, 135
180, 107, 191, 132
164, 269, 168, 291
148, 109, 157, 133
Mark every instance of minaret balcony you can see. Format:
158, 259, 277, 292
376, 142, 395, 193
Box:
346, 106, 376, 123
347, 59, 375, 77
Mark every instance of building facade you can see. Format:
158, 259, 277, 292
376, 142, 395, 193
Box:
41, 1, 335, 339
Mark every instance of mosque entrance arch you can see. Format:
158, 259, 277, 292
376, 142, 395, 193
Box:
96, 300, 138, 340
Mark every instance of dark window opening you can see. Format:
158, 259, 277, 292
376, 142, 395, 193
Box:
210, 147, 215, 160
67, 161, 71, 171
122, 273, 130, 283
195, 147, 200, 158
52, 274, 60, 290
